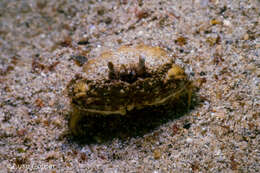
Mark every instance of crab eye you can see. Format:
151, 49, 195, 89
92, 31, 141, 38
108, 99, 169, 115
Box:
107, 56, 149, 84
108, 61, 116, 80
136, 55, 146, 76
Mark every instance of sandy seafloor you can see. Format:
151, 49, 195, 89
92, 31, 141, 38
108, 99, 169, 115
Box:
0, 0, 259, 172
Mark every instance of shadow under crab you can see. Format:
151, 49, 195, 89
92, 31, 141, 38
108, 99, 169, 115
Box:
68, 91, 197, 144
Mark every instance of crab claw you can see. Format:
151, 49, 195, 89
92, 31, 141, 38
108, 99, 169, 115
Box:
137, 55, 146, 76
73, 81, 89, 98
166, 64, 187, 80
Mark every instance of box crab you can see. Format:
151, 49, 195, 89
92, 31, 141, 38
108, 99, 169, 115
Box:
67, 44, 192, 135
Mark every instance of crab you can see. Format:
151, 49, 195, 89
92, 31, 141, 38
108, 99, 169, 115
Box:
67, 44, 192, 136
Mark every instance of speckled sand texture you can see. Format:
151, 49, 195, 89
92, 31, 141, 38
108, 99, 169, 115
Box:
0, 0, 259, 172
